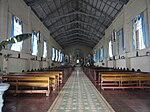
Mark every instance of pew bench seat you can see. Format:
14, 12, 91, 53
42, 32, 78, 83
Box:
3, 76, 50, 96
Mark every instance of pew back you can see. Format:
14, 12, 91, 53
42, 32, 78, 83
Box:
3, 76, 50, 96
99, 72, 150, 89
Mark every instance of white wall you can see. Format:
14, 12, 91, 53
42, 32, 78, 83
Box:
116, 59, 126, 69
130, 56, 150, 71
93, 0, 150, 72
107, 60, 115, 68
93, 36, 109, 67
0, 0, 63, 72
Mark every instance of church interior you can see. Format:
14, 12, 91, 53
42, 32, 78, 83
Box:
0, 0, 150, 112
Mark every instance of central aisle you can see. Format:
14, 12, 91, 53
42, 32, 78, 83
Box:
48, 67, 115, 112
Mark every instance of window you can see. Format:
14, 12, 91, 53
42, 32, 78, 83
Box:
57, 50, 61, 62
108, 37, 113, 57
59, 51, 61, 62
62, 53, 65, 62
132, 11, 146, 50
57, 50, 59, 62
93, 53, 96, 62
101, 47, 104, 61
77, 59, 79, 64
116, 28, 125, 55
55, 49, 58, 61
11, 15, 23, 51
96, 50, 99, 62
98, 48, 101, 61
52, 48, 55, 61
43, 39, 47, 58
59, 53, 62, 62
96, 48, 101, 62
31, 31, 39, 55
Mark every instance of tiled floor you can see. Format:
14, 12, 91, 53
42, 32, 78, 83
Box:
48, 67, 114, 112
2, 68, 150, 112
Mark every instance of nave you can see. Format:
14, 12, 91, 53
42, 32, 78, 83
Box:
1, 0, 150, 111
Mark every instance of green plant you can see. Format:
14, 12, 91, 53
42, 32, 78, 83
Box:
0, 33, 32, 51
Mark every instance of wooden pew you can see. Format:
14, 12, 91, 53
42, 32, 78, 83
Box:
3, 71, 63, 95
3, 67, 74, 96
99, 72, 150, 90
10, 71, 63, 90
83, 67, 125, 85
3, 76, 50, 96
26, 71, 63, 89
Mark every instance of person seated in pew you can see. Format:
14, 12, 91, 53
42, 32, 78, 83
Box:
137, 69, 141, 72
132, 68, 135, 72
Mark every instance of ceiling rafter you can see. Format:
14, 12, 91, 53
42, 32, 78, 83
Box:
60, 38, 95, 46
23, 0, 129, 48
39, 1, 54, 26
42, 0, 73, 23
55, 30, 101, 41
43, 9, 110, 23
79, 1, 104, 39
102, 0, 119, 11
52, 22, 102, 41
27, 0, 47, 6
53, 28, 101, 41
107, 0, 127, 5
46, 11, 107, 28
81, 0, 114, 20
50, 20, 104, 35
64, 0, 71, 30
56, 35, 97, 44
61, 42, 94, 47
59, 37, 96, 45
96, 0, 110, 34
56, 33, 97, 44
61, 41, 94, 48
87, 0, 99, 44
52, 0, 65, 32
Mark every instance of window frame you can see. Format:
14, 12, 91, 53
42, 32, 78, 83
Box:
108, 36, 113, 58
42, 38, 47, 58
31, 31, 39, 56
132, 11, 147, 50
10, 15, 23, 52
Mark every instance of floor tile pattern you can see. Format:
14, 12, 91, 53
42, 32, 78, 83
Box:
48, 67, 114, 112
